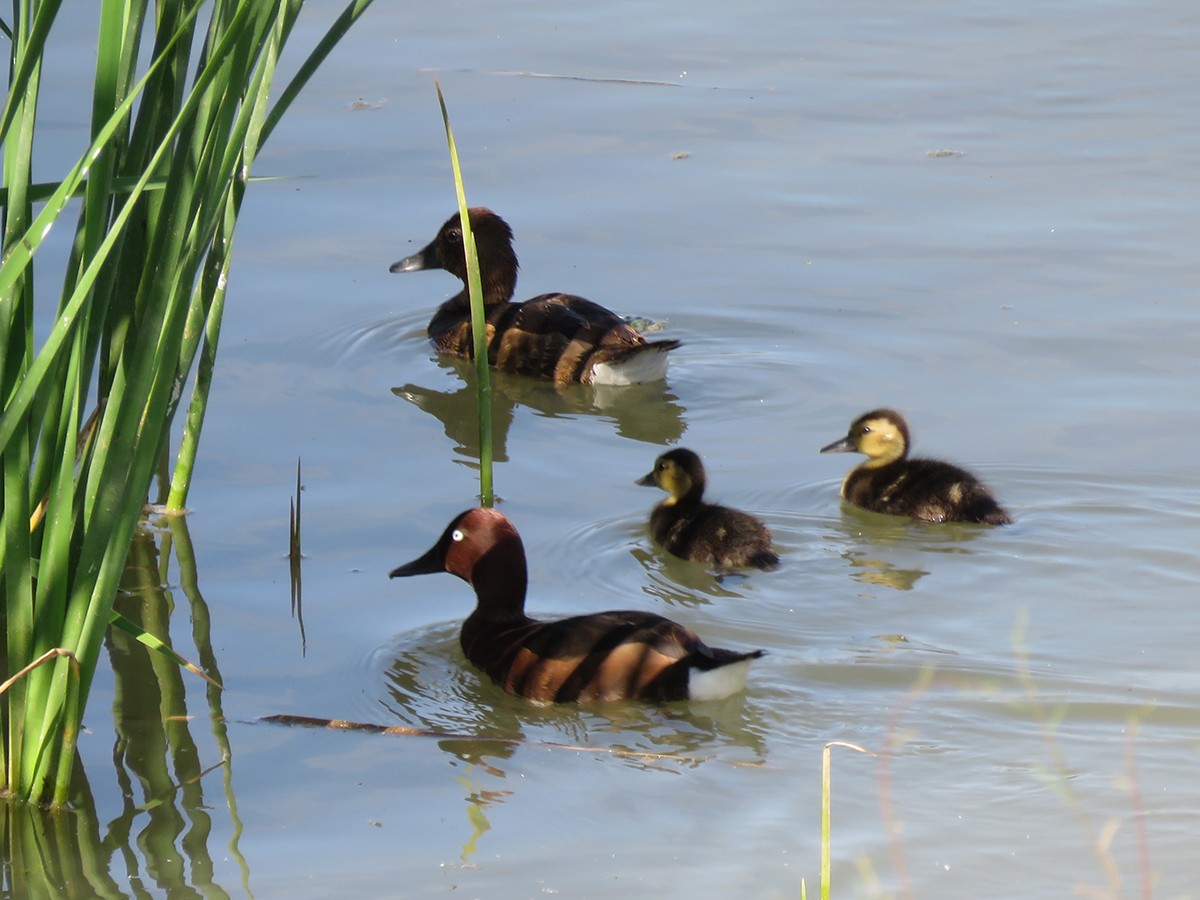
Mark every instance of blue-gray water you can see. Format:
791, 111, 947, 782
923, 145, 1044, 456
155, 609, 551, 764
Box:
33, 0, 1200, 896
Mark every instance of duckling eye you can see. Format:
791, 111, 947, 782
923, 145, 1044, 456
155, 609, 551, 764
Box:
446, 229, 462, 244
451, 529, 465, 542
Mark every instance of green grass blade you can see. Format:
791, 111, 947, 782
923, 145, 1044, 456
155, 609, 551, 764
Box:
109, 611, 222, 690
434, 81, 494, 507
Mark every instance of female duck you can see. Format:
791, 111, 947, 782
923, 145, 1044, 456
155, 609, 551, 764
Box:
820, 409, 1011, 525
637, 448, 779, 570
390, 208, 680, 385
390, 507, 763, 703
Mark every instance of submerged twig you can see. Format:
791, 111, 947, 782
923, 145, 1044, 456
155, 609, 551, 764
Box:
261, 713, 756, 767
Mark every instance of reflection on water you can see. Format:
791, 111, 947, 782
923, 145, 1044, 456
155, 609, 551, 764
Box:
374, 619, 768, 859
630, 544, 762, 605
394, 355, 687, 461
378, 623, 771, 765
844, 551, 929, 591
819, 501, 1001, 592
1, 520, 248, 897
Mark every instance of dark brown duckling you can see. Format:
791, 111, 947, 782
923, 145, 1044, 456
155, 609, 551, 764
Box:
390, 507, 763, 703
820, 408, 1012, 525
637, 448, 780, 571
390, 208, 680, 385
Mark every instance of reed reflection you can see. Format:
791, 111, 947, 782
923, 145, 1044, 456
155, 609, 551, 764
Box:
107, 518, 248, 896
393, 356, 686, 461
3, 519, 247, 897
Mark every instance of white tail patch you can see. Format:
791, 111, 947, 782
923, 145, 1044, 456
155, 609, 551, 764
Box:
589, 347, 670, 386
687, 658, 755, 702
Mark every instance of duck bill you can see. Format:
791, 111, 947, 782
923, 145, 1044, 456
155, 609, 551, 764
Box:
388, 240, 438, 274
635, 471, 656, 487
388, 542, 443, 578
820, 437, 856, 454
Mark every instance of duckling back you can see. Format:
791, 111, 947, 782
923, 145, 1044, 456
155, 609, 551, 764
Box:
649, 503, 781, 570
842, 458, 1012, 525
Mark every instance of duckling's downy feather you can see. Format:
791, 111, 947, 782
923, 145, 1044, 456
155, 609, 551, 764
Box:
821, 409, 1011, 525
638, 448, 779, 570
391, 209, 679, 385
390, 508, 762, 703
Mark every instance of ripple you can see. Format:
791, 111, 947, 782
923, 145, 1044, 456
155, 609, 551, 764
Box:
314, 308, 430, 364
356, 619, 772, 769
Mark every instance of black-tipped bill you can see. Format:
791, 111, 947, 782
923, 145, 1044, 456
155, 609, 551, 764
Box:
388, 242, 436, 274
388, 541, 444, 579
635, 471, 656, 487
820, 436, 856, 454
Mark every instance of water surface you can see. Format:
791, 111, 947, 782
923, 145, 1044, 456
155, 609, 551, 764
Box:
30, 0, 1200, 896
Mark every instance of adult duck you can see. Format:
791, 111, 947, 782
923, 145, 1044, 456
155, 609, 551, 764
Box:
390, 208, 680, 385
637, 448, 779, 570
820, 408, 1012, 525
390, 507, 762, 703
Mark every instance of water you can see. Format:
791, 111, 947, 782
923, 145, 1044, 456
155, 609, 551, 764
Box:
20, 0, 1200, 896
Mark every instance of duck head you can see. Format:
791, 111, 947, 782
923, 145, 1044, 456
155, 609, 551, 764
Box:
821, 408, 910, 467
637, 448, 706, 505
389, 507, 529, 618
389, 208, 519, 301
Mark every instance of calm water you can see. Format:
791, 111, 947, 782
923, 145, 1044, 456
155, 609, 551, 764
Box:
26, 0, 1200, 896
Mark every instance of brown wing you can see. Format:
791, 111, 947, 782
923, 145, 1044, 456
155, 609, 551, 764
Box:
462, 610, 711, 702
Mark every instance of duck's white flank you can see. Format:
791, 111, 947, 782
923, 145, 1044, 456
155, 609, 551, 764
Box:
687, 658, 755, 702
589, 346, 671, 386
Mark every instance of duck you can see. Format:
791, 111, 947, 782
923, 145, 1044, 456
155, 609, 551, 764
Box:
389, 507, 763, 703
819, 408, 1012, 525
389, 208, 681, 385
637, 448, 780, 570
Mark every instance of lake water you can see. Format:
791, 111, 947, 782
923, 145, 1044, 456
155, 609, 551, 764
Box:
25, 0, 1200, 896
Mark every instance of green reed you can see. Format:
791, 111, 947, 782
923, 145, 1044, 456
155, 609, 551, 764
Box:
434, 81, 494, 507
0, 0, 373, 806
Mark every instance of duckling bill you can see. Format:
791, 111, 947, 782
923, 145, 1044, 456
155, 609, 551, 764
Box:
390, 507, 763, 703
390, 208, 680, 385
820, 408, 1011, 525
638, 448, 779, 570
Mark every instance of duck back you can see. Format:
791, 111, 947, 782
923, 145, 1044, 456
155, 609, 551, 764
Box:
461, 609, 759, 703
430, 291, 676, 384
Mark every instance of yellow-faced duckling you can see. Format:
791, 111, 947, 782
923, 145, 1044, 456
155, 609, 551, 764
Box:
390, 208, 680, 385
820, 409, 1012, 525
637, 448, 780, 570
390, 508, 763, 703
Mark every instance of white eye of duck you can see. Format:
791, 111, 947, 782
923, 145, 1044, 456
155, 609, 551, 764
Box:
451, 529, 465, 542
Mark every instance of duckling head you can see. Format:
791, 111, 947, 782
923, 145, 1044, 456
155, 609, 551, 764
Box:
820, 408, 910, 467
637, 448, 706, 505
389, 208, 519, 296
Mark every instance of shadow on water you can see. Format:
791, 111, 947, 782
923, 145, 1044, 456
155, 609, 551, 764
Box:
1, 518, 248, 897
394, 355, 687, 461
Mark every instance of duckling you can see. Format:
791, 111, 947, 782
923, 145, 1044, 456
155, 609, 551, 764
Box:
637, 448, 780, 570
820, 408, 1012, 525
390, 507, 763, 703
390, 208, 680, 385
